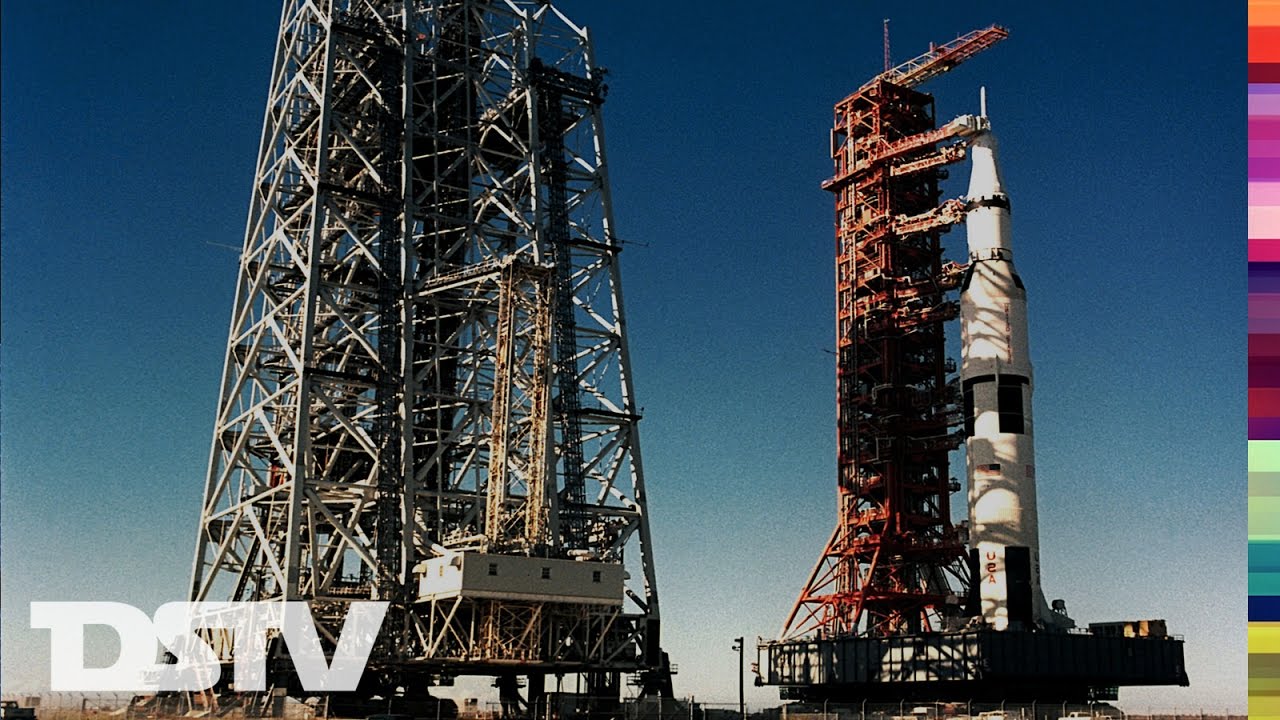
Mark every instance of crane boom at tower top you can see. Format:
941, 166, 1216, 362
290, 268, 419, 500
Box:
859, 24, 1008, 93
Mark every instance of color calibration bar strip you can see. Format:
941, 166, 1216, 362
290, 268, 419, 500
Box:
1254, 2, 1280, 717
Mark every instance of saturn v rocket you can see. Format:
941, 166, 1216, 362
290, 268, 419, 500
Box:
959, 105, 1072, 632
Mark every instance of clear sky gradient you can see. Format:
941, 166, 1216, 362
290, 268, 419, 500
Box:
1, 1, 1244, 713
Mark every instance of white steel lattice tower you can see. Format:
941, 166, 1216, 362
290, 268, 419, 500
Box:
189, 0, 666, 699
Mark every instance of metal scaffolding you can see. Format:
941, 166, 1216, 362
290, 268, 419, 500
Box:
189, 0, 665, 703
779, 26, 1008, 642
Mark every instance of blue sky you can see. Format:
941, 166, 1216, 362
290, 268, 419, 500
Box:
1, 1, 1244, 712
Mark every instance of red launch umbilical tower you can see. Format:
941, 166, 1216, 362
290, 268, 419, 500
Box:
781, 26, 1008, 640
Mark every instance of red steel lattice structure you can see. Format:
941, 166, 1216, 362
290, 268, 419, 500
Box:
781, 26, 1008, 640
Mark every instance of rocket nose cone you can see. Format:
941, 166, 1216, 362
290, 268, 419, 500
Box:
967, 131, 1006, 200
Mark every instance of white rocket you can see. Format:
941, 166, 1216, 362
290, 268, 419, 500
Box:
960, 96, 1071, 631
